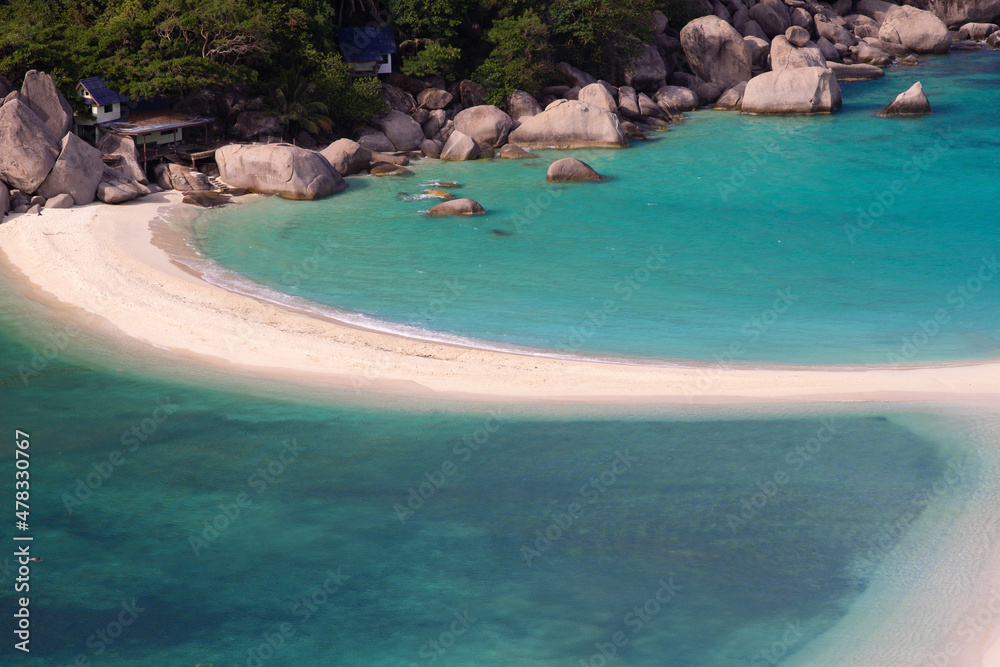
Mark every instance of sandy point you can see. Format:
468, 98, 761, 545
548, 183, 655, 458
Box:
1, 191, 999, 406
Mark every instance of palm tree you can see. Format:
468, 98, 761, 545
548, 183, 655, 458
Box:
267, 70, 333, 144
339, 0, 381, 27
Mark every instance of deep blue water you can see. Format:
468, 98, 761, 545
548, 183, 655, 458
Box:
192, 50, 1000, 364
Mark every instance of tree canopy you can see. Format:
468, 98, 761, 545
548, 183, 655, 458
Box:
0, 0, 705, 132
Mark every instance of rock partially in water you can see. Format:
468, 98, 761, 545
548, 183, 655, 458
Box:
507, 100, 628, 149
216, 143, 346, 199
369, 163, 413, 176
183, 192, 232, 207
828, 62, 886, 80
546, 157, 602, 182
440, 131, 483, 161
741, 67, 842, 114
499, 144, 532, 159
879, 4, 952, 53
879, 81, 931, 116
320, 139, 371, 176
427, 198, 485, 216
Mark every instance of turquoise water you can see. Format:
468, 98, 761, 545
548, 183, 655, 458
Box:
0, 51, 999, 666
0, 300, 987, 665
193, 50, 1000, 364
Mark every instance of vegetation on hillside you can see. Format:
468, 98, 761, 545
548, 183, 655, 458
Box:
0, 0, 707, 134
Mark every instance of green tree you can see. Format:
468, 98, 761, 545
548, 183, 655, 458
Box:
473, 10, 553, 105
389, 0, 471, 42
548, 0, 657, 82
401, 41, 461, 78
267, 69, 334, 141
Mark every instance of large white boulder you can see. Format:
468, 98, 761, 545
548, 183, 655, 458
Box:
879, 81, 932, 115
20, 70, 73, 138
507, 100, 627, 149
454, 105, 514, 148
680, 16, 753, 88
0, 99, 60, 193
371, 110, 425, 151
879, 5, 952, 53
741, 67, 842, 114
37, 133, 105, 205
319, 139, 371, 176
577, 83, 618, 113
770, 36, 829, 69
215, 143, 346, 199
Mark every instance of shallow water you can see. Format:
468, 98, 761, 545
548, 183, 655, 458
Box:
193, 50, 1000, 364
0, 305, 988, 666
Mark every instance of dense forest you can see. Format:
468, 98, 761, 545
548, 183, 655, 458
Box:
0, 0, 706, 131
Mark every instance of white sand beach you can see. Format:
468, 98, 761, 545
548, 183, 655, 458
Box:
1, 194, 1000, 665
0, 192, 998, 407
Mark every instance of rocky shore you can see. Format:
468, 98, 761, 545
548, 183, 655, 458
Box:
1, 0, 998, 214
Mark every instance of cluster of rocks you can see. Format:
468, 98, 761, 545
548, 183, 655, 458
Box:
0, 70, 163, 218
346, 77, 635, 165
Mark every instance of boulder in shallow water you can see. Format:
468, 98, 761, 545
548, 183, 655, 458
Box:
369, 163, 412, 176
0, 99, 60, 193
879, 5, 952, 53
714, 82, 748, 110
546, 157, 602, 182
958, 22, 999, 39
420, 139, 442, 159
617, 86, 641, 119
37, 132, 104, 205
216, 143, 346, 199
454, 105, 514, 148
440, 131, 483, 161
183, 192, 232, 207
319, 138, 372, 176
507, 100, 627, 149
879, 81, 931, 115
827, 62, 886, 80
499, 144, 532, 159
427, 198, 485, 216
741, 67, 842, 114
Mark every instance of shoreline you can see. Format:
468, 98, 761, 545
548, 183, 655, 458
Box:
1, 193, 999, 406
0, 195, 999, 664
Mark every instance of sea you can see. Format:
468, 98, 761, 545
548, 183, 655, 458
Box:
0, 49, 998, 666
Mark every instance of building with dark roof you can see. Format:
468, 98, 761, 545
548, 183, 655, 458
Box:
76, 77, 130, 124
337, 27, 396, 76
